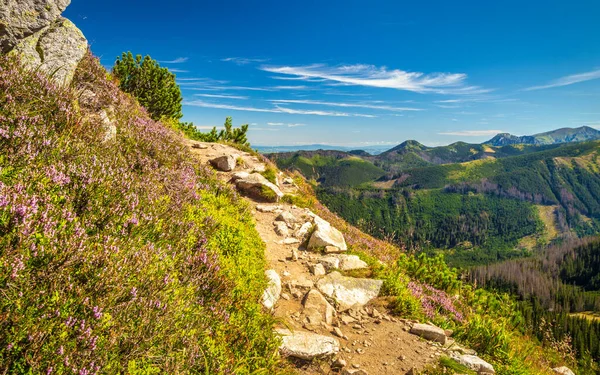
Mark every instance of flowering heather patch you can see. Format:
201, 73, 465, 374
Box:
407, 281, 465, 323
0, 54, 280, 374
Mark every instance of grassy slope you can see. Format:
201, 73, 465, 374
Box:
290, 175, 576, 375
0, 54, 283, 374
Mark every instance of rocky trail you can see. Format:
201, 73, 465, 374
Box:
188, 140, 496, 375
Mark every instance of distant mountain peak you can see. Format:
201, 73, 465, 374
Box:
485, 126, 600, 146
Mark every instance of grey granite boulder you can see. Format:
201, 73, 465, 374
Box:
410, 323, 447, 344
308, 216, 347, 251
0, 0, 71, 53
261, 269, 281, 310
10, 17, 87, 86
235, 172, 284, 202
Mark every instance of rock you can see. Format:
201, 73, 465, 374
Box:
332, 358, 347, 368
410, 323, 447, 344
291, 249, 299, 261
332, 327, 346, 339
308, 216, 347, 251
282, 177, 294, 185
289, 277, 314, 290
342, 370, 368, 375
10, 17, 87, 86
552, 367, 575, 375
295, 222, 313, 240
235, 173, 284, 202
275, 329, 340, 359
303, 289, 335, 325
230, 171, 249, 181
310, 263, 326, 276
282, 238, 300, 245
275, 211, 299, 227
337, 255, 368, 271
450, 354, 494, 374
0, 0, 71, 53
325, 245, 342, 253
256, 204, 279, 213
319, 256, 341, 270
273, 221, 289, 237
209, 154, 237, 171
316, 272, 383, 311
261, 270, 281, 310
191, 142, 208, 149
99, 108, 117, 142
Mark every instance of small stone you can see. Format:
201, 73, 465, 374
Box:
333, 358, 347, 368
310, 263, 326, 276
352, 363, 361, 368
283, 238, 300, 245
282, 271, 291, 277
325, 245, 341, 253
256, 204, 279, 213
273, 221, 289, 237
333, 327, 345, 339
291, 249, 299, 261
209, 155, 237, 171
276, 211, 299, 227
342, 369, 368, 375
281, 293, 290, 300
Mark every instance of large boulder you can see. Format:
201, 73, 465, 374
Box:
209, 154, 237, 171
10, 17, 87, 86
275, 329, 340, 359
316, 271, 383, 311
235, 173, 284, 202
552, 367, 575, 375
261, 270, 281, 310
0, 0, 71, 53
410, 323, 447, 344
308, 216, 347, 251
450, 354, 495, 374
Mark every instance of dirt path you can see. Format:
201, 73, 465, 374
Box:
187, 140, 456, 375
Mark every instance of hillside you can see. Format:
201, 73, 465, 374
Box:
0, 2, 590, 375
485, 127, 600, 147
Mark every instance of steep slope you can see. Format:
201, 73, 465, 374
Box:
0, 52, 282, 373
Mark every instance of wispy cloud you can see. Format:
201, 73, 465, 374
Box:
185, 85, 276, 92
183, 100, 375, 117
267, 122, 306, 127
260, 63, 490, 94
169, 68, 189, 73
193, 93, 248, 100
160, 57, 189, 64
524, 68, 600, 91
222, 57, 269, 65
269, 99, 422, 112
439, 129, 503, 136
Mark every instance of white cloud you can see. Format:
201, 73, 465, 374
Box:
267, 122, 306, 127
193, 93, 248, 100
260, 63, 490, 94
269, 99, 422, 112
439, 130, 503, 136
524, 69, 600, 91
183, 100, 375, 117
169, 68, 189, 73
272, 85, 310, 90
222, 57, 269, 65
160, 57, 188, 64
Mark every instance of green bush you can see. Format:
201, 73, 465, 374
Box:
112, 52, 182, 121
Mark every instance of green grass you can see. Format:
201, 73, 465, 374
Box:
0, 53, 283, 374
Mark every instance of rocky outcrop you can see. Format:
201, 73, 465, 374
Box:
0, 0, 71, 53
552, 367, 575, 375
450, 353, 495, 374
209, 154, 237, 171
308, 216, 347, 251
234, 173, 284, 202
261, 270, 281, 310
410, 323, 447, 344
2, 1, 87, 86
316, 271, 383, 311
276, 328, 340, 359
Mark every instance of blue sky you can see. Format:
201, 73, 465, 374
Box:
64, 0, 600, 147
